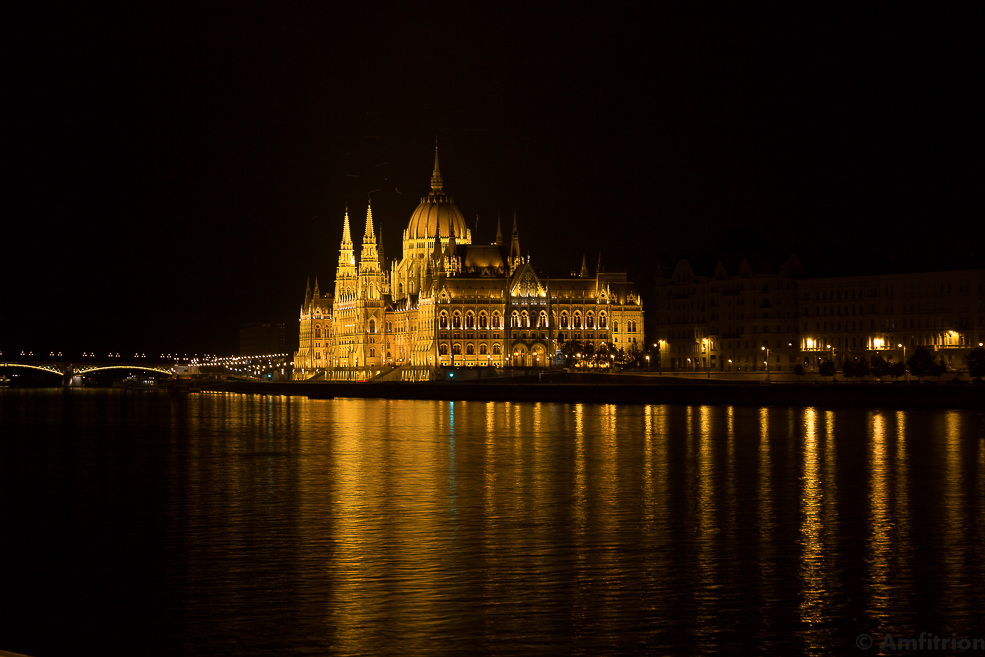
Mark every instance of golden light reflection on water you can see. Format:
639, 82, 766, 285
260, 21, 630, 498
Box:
866, 411, 892, 624
799, 408, 825, 627
942, 411, 967, 620
758, 408, 776, 615
70, 393, 975, 654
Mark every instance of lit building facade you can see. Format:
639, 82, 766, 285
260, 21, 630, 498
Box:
293, 149, 643, 380
654, 255, 985, 372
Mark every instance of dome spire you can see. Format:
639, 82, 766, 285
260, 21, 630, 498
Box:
430, 136, 443, 193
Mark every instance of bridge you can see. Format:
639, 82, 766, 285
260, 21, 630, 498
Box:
2, 353, 293, 386
1, 361, 176, 386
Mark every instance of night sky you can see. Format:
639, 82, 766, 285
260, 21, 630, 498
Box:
4, 5, 980, 357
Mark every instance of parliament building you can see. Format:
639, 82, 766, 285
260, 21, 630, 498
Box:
293, 149, 644, 380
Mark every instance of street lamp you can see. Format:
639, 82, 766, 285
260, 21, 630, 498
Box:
762, 345, 770, 382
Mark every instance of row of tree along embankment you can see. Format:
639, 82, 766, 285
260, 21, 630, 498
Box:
216, 374, 985, 410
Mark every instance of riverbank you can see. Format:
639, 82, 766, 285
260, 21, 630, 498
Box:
205, 373, 985, 410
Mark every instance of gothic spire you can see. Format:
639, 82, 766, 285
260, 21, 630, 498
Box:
430, 137, 444, 193
341, 204, 352, 246
364, 197, 375, 239
495, 213, 503, 245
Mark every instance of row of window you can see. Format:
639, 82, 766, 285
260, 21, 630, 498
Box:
439, 343, 503, 356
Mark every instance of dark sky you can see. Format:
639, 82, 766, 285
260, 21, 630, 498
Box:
4, 4, 980, 357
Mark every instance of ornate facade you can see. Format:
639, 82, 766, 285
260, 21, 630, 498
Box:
294, 149, 644, 380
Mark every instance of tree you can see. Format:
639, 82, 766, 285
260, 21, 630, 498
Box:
842, 357, 856, 380
871, 354, 889, 382
583, 342, 596, 368
819, 358, 835, 381
854, 355, 870, 380
965, 347, 985, 380
907, 347, 935, 381
559, 340, 584, 368
889, 361, 907, 381
794, 364, 805, 380
932, 356, 948, 381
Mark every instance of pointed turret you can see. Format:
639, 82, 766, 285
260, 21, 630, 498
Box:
304, 277, 312, 305
364, 197, 375, 239
313, 276, 320, 297
335, 205, 358, 301
341, 205, 352, 246
580, 254, 588, 277
494, 214, 503, 245
509, 211, 522, 273
430, 138, 444, 193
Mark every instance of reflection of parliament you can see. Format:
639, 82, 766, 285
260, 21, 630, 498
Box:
293, 149, 643, 379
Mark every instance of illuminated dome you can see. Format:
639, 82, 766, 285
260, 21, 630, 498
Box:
406, 148, 468, 240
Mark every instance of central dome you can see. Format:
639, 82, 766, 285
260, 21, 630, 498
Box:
406, 147, 468, 240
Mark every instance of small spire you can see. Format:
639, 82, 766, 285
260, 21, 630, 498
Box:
580, 254, 588, 277
342, 204, 352, 245
430, 137, 444, 193
364, 197, 375, 239
313, 276, 320, 295
495, 214, 503, 245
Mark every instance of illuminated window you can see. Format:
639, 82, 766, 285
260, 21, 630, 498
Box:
466, 343, 474, 355
453, 313, 462, 329
440, 344, 448, 355
586, 313, 594, 329
440, 313, 449, 329
599, 313, 607, 329
492, 312, 501, 329
561, 312, 569, 328
493, 344, 502, 355
479, 312, 488, 329
466, 312, 475, 329
480, 343, 488, 355
453, 343, 462, 355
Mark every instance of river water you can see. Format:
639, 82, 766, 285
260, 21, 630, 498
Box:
1, 390, 983, 656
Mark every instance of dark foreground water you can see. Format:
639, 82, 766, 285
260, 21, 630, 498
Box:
1, 390, 984, 656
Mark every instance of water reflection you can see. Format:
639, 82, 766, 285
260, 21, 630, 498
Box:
2, 391, 985, 656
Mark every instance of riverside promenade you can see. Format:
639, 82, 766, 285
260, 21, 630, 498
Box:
210, 372, 985, 410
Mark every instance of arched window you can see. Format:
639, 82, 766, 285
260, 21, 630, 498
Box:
574, 312, 582, 329
369, 318, 376, 333
466, 312, 475, 329
493, 344, 502, 355
440, 313, 448, 329
315, 326, 321, 339
511, 311, 520, 328
466, 343, 475, 355
479, 343, 488, 355
613, 320, 619, 332
538, 311, 548, 328
561, 312, 569, 328
370, 348, 375, 357
492, 312, 501, 329
439, 344, 448, 355
453, 343, 462, 355
479, 312, 488, 329
586, 313, 594, 329
599, 313, 607, 329
453, 313, 462, 329
521, 311, 530, 328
